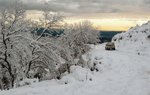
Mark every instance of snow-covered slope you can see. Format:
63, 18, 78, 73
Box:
1, 44, 150, 95
1, 22, 150, 95
113, 21, 150, 56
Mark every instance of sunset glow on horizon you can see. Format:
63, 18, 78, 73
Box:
65, 18, 149, 31
26, 10, 150, 31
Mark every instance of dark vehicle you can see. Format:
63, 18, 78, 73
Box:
105, 42, 116, 50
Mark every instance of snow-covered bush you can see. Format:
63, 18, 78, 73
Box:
61, 21, 99, 59
18, 78, 38, 87
147, 35, 150, 39
54, 21, 100, 76
82, 21, 100, 44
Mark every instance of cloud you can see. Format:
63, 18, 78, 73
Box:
0, 0, 149, 14
143, 0, 150, 4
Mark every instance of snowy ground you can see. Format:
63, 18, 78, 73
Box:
1, 43, 150, 95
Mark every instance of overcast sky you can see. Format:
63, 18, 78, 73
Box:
0, 0, 150, 14
0, 0, 150, 31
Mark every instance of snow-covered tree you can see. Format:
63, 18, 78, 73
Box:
61, 21, 100, 59
0, 2, 64, 88
24, 4, 69, 80
33, 3, 64, 40
78, 20, 100, 44
25, 40, 64, 79
0, 1, 32, 89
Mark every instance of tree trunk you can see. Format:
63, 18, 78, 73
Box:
0, 78, 4, 90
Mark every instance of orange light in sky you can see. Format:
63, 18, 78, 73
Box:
26, 10, 150, 31
65, 18, 149, 31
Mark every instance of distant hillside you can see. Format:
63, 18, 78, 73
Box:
32, 28, 64, 37
100, 31, 124, 33
99, 31, 122, 43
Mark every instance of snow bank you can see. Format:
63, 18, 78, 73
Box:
113, 21, 150, 55
59, 66, 93, 84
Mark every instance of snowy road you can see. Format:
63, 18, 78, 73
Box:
1, 44, 150, 95
87, 44, 150, 95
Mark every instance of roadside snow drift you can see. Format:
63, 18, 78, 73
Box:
113, 21, 150, 56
